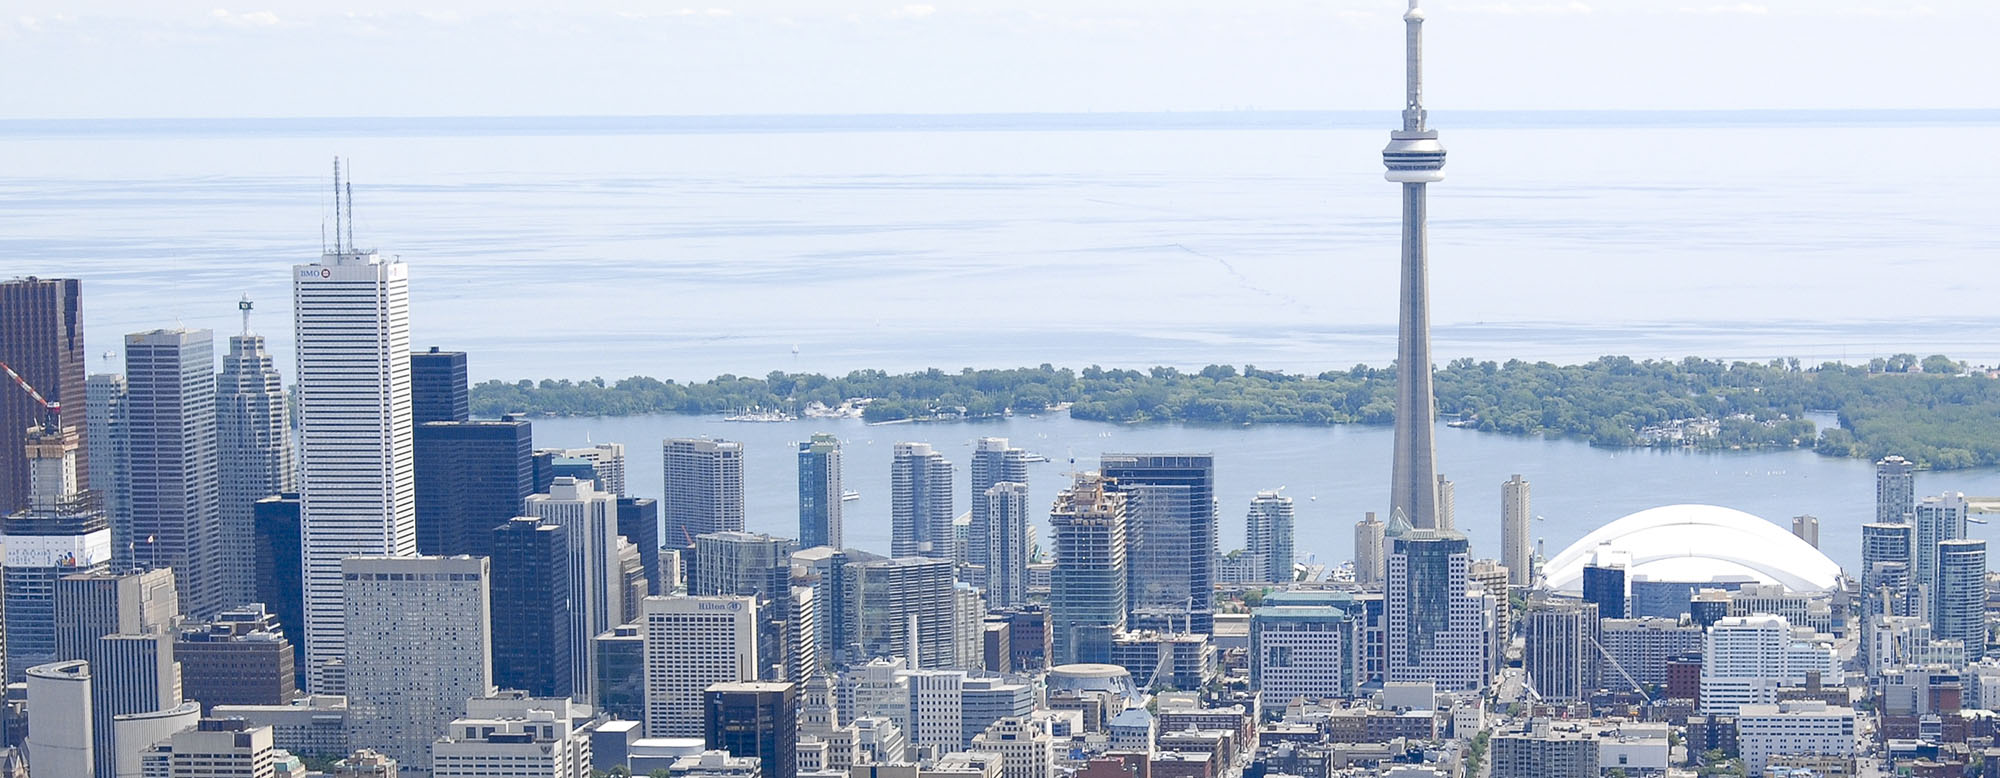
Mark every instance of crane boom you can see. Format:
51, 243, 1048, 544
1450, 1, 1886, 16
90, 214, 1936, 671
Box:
0, 360, 62, 432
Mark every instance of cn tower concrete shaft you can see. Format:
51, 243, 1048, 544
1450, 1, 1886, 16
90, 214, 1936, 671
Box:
1382, 0, 1446, 530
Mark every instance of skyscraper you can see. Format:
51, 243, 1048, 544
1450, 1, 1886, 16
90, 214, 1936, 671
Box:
1385, 530, 1490, 691
969, 438, 1029, 573
86, 373, 129, 555
1246, 491, 1294, 584
705, 682, 798, 778
692, 531, 795, 600
1383, 0, 1448, 532
1501, 475, 1530, 585
540, 443, 628, 497
490, 517, 572, 700
1353, 512, 1385, 587
890, 442, 954, 559
594, 624, 646, 725
343, 555, 493, 774
1522, 597, 1598, 702
414, 416, 533, 558
26, 659, 95, 775
174, 604, 297, 710
1937, 538, 1987, 661
294, 233, 416, 693
1913, 492, 1967, 606
1435, 475, 1455, 531
644, 595, 757, 738
525, 477, 623, 705
1049, 474, 1127, 665
618, 496, 663, 593
984, 482, 1031, 609
793, 546, 875, 669
799, 433, 844, 549
1, 426, 111, 680
1700, 615, 1791, 715
125, 327, 223, 617
1876, 455, 1916, 524
409, 347, 469, 425
88, 628, 186, 778
662, 438, 744, 548
250, 494, 304, 689
847, 556, 958, 670
1581, 558, 1627, 620
1790, 515, 1820, 548
54, 568, 180, 663
1860, 522, 1913, 619
1101, 454, 1215, 634
0, 277, 88, 516
692, 530, 798, 680
216, 301, 292, 608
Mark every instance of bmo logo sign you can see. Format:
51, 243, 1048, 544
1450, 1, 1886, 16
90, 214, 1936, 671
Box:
298, 268, 333, 279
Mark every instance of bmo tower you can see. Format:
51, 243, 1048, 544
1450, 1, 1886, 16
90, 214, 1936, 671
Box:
293, 238, 415, 694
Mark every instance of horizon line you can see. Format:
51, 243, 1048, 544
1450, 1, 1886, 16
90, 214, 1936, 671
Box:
5, 108, 1999, 138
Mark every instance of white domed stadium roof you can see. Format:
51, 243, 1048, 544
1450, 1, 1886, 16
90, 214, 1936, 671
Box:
1541, 504, 1842, 593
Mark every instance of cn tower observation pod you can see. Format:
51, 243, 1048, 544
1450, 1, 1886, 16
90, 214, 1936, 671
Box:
1540, 504, 1843, 594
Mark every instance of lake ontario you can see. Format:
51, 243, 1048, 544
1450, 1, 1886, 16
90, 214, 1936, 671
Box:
6, 110, 1998, 570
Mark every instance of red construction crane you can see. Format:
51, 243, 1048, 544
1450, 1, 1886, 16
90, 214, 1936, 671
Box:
0, 360, 61, 434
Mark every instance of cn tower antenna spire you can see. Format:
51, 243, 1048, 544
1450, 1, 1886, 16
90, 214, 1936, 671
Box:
1403, 0, 1427, 132
1383, 0, 1448, 531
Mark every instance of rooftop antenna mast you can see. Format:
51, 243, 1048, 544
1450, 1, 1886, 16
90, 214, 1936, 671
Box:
239, 295, 254, 337
345, 164, 355, 252
332, 156, 343, 254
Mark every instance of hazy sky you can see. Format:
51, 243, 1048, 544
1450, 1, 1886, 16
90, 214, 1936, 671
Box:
3, 0, 1991, 118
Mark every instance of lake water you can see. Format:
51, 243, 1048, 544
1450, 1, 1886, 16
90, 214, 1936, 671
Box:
531, 413, 2000, 575
8, 110, 1999, 571
4, 111, 1998, 382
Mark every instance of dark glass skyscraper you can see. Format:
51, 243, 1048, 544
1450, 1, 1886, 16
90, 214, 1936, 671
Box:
414, 417, 533, 558
618, 496, 663, 593
595, 624, 646, 725
797, 433, 843, 549
410, 347, 469, 424
491, 517, 573, 699
0, 277, 88, 516
1581, 564, 1627, 619
1101, 454, 1216, 634
251, 493, 304, 688
705, 682, 797, 778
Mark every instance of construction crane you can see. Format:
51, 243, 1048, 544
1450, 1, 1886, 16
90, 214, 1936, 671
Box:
0, 360, 61, 434
1588, 632, 1652, 703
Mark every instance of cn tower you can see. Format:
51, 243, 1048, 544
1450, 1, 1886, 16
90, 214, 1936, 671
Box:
1383, 0, 1447, 530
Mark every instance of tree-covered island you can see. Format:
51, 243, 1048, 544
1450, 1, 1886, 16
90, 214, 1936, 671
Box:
469, 354, 2000, 470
